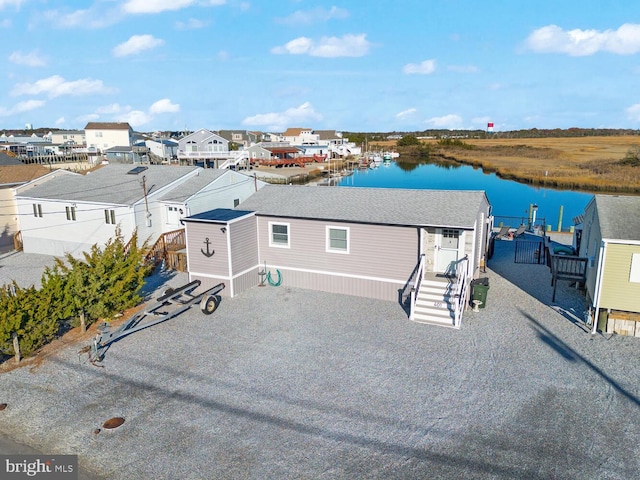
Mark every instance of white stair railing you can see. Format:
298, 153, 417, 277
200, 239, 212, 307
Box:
453, 256, 470, 328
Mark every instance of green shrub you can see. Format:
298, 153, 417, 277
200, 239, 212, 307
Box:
0, 229, 151, 359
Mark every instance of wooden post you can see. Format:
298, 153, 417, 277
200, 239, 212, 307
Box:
12, 333, 20, 363
80, 309, 86, 333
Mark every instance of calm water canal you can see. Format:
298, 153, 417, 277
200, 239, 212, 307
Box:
337, 160, 593, 231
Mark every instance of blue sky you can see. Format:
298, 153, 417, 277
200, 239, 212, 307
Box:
2, 0, 640, 133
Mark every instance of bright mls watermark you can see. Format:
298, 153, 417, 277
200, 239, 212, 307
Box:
1, 455, 77, 479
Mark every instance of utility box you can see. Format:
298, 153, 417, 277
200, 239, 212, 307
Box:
471, 277, 490, 308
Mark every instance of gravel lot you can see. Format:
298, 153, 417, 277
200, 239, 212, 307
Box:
0, 237, 639, 479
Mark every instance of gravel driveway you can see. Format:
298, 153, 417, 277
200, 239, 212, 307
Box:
0, 239, 639, 479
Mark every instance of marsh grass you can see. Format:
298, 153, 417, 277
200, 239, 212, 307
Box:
390, 136, 640, 192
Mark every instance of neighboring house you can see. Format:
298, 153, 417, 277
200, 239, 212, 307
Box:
316, 130, 362, 158
246, 143, 276, 162
84, 122, 134, 152
145, 138, 179, 162
15, 164, 265, 257
280, 127, 319, 146
158, 169, 266, 230
103, 146, 146, 164
182, 185, 492, 327
50, 130, 86, 147
218, 130, 255, 148
177, 129, 230, 167
0, 164, 52, 249
579, 194, 640, 335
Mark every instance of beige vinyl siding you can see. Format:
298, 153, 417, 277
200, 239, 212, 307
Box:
257, 216, 419, 300
599, 243, 640, 312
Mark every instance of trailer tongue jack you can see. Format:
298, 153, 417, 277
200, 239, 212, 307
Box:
87, 280, 224, 363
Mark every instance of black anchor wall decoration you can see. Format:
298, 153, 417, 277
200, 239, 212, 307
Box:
201, 237, 215, 257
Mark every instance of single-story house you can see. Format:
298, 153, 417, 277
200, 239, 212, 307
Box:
0, 163, 52, 250
182, 185, 493, 327
15, 164, 266, 257
579, 194, 640, 336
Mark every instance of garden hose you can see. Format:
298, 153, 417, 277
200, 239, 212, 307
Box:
266, 269, 282, 287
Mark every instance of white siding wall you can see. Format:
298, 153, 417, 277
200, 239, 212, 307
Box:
187, 173, 260, 215
17, 198, 132, 257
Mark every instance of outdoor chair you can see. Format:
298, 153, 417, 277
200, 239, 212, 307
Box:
496, 225, 511, 239
513, 224, 526, 238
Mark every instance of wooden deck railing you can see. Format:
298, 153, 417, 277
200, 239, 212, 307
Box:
123, 229, 186, 272
143, 228, 186, 271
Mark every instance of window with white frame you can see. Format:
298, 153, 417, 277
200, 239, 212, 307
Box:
630, 253, 640, 283
65, 206, 76, 221
326, 226, 349, 253
269, 222, 290, 247
104, 209, 116, 224
32, 203, 42, 218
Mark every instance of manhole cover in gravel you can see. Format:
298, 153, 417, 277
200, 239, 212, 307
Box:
102, 417, 125, 429
0, 403, 7, 411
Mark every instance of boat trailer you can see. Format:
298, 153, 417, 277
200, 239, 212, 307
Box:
87, 280, 224, 363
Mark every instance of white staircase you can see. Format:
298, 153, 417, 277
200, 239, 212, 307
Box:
411, 278, 457, 327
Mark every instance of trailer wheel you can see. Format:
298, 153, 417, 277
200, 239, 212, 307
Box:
200, 295, 218, 315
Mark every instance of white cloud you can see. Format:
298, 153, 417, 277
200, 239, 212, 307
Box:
42, 7, 121, 29
447, 64, 479, 73
275, 6, 349, 26
626, 103, 640, 121
122, 0, 225, 14
403, 60, 436, 75
525, 23, 640, 56
123, 0, 196, 14
396, 108, 417, 119
55, 117, 65, 125
425, 114, 463, 128
113, 35, 164, 57
86, 100, 179, 127
77, 113, 100, 123
0, 0, 25, 9
149, 98, 180, 114
0, 100, 46, 117
271, 34, 371, 57
175, 18, 208, 30
11, 75, 110, 98
242, 102, 323, 131
96, 103, 128, 115
8, 50, 47, 67
0, 19, 12, 28
118, 110, 152, 127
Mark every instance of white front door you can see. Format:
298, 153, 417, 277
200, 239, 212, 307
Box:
435, 228, 461, 274
167, 206, 181, 226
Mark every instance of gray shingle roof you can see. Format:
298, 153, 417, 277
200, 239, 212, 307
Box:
595, 194, 640, 241
237, 185, 488, 228
17, 164, 199, 206
158, 169, 227, 203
